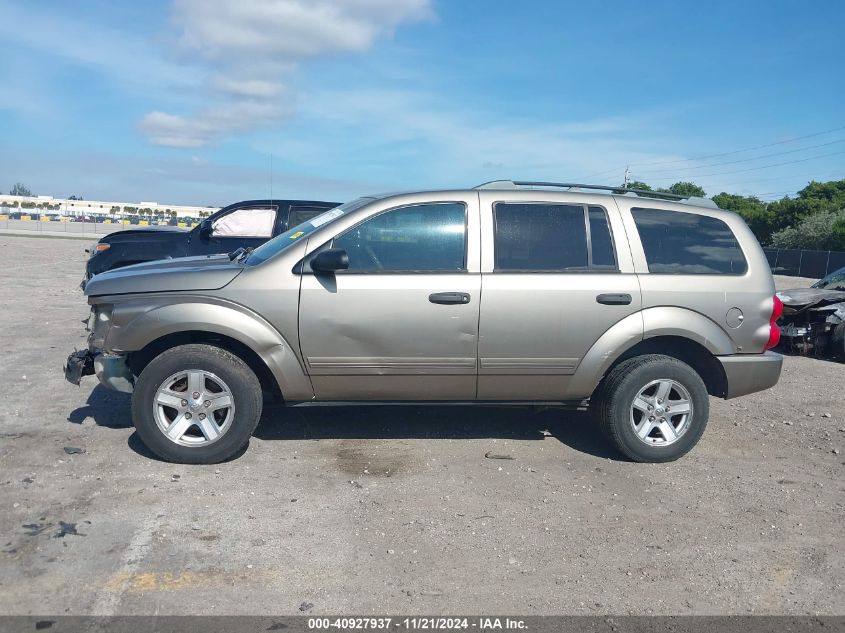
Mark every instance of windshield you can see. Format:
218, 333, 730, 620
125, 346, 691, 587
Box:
812, 266, 845, 290
246, 197, 373, 266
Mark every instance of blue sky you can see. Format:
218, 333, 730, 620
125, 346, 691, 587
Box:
0, 0, 843, 206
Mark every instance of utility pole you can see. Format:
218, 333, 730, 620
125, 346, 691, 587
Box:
623, 166, 630, 188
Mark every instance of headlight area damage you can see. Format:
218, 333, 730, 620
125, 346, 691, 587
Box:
64, 350, 134, 393
63, 306, 135, 393
64, 349, 95, 385
776, 288, 845, 358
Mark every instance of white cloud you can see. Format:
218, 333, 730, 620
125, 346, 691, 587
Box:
140, 100, 288, 148
173, 0, 431, 58
289, 86, 683, 187
141, 0, 431, 147
208, 75, 284, 98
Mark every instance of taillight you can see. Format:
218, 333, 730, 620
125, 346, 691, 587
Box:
766, 294, 783, 350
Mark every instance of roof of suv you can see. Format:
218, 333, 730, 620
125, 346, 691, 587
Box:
474, 180, 720, 209
368, 181, 720, 211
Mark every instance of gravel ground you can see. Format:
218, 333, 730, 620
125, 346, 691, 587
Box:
0, 236, 842, 616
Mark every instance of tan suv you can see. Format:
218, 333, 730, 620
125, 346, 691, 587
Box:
65, 181, 784, 464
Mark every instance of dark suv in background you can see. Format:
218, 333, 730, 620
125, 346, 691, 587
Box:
84, 198, 339, 280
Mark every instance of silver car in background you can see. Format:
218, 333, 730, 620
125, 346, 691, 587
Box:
65, 181, 783, 464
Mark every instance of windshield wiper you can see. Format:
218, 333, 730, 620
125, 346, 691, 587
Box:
236, 246, 255, 263
228, 247, 245, 261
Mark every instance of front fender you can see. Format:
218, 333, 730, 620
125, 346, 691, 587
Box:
566, 307, 735, 399
103, 296, 313, 401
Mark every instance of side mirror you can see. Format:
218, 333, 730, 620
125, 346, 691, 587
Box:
311, 248, 349, 273
199, 219, 212, 239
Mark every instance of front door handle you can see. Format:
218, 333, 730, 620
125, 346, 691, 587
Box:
596, 293, 632, 305
429, 292, 471, 305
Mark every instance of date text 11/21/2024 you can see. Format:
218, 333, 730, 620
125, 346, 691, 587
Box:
307, 617, 527, 630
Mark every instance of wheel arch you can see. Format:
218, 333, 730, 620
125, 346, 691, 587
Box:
569, 307, 733, 399
127, 331, 285, 403
105, 299, 314, 401
602, 336, 728, 398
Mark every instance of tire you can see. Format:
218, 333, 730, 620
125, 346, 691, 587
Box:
131, 344, 263, 464
591, 354, 709, 463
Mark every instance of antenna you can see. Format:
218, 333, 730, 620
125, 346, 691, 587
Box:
270, 153, 274, 209
623, 166, 630, 188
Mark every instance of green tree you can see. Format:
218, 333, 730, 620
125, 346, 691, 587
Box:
769, 209, 845, 250
10, 182, 32, 196
665, 181, 706, 198
768, 196, 830, 233
626, 181, 652, 191
797, 179, 845, 206
833, 216, 845, 247
712, 192, 776, 243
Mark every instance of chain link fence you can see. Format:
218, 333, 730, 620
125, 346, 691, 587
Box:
0, 205, 197, 237
763, 248, 845, 278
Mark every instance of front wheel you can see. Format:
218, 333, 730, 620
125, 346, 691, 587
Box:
131, 344, 263, 464
591, 354, 709, 462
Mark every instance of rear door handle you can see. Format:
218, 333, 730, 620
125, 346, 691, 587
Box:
596, 293, 632, 305
429, 292, 471, 305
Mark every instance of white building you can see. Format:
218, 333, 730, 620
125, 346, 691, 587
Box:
0, 193, 219, 218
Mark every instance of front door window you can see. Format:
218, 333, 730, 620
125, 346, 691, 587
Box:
212, 207, 275, 238
333, 202, 466, 272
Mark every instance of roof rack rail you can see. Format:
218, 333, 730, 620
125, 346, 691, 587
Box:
474, 180, 684, 199
473, 180, 719, 208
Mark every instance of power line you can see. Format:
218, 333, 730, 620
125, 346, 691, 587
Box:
637, 150, 845, 181
631, 124, 845, 168
634, 138, 845, 176
577, 123, 845, 181
714, 168, 844, 189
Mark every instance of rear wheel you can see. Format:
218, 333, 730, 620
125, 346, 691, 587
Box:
591, 354, 709, 462
131, 344, 262, 464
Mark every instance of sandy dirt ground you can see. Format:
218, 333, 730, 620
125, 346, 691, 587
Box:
0, 236, 842, 615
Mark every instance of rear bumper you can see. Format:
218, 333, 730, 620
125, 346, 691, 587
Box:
717, 351, 783, 399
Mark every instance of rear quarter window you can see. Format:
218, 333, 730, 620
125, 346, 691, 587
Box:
632, 207, 747, 275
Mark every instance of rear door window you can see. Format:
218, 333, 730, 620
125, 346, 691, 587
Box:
493, 203, 617, 271
288, 205, 332, 229
632, 207, 747, 274
588, 206, 616, 269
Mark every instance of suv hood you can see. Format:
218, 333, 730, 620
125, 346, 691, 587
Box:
85, 253, 244, 297
776, 287, 845, 315
100, 226, 189, 242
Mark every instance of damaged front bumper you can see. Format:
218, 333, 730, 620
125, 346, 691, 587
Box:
777, 287, 845, 356
64, 349, 134, 393
64, 350, 95, 386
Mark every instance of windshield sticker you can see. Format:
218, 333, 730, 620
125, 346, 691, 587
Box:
309, 208, 344, 228
289, 230, 305, 239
